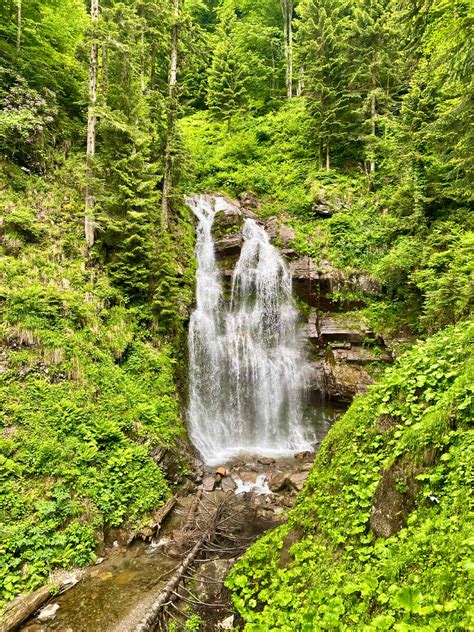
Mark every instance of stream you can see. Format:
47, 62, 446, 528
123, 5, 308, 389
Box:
18, 195, 343, 631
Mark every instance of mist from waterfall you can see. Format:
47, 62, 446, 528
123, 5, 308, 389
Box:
187, 195, 314, 465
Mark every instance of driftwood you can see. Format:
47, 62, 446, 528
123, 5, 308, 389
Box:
133, 493, 229, 632
127, 495, 177, 545
0, 572, 80, 632
0, 585, 52, 632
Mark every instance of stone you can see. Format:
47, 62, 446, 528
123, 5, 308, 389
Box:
294, 451, 312, 461
278, 526, 304, 568
323, 350, 374, 400
214, 233, 243, 259
202, 476, 216, 492
279, 224, 296, 247
218, 615, 235, 630
331, 347, 393, 365
240, 191, 259, 212
376, 414, 398, 434
269, 472, 291, 492
257, 456, 276, 466
221, 476, 237, 492
238, 470, 258, 485
37, 603, 60, 622
194, 559, 233, 602
265, 216, 278, 239
290, 256, 319, 281
370, 456, 421, 538
319, 316, 370, 345
288, 471, 309, 491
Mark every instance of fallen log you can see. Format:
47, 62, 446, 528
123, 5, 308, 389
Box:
0, 572, 81, 632
133, 494, 228, 632
127, 495, 177, 545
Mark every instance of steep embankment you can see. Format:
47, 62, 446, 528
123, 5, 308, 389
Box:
0, 167, 194, 608
227, 321, 473, 630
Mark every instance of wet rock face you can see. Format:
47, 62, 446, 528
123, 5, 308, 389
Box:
210, 194, 394, 404
370, 456, 421, 538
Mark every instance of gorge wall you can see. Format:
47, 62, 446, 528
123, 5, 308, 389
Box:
206, 192, 394, 404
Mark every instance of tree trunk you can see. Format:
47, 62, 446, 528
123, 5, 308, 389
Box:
161, 0, 179, 228
280, 0, 293, 98
370, 75, 376, 175
16, 0, 21, 52
296, 66, 304, 96
326, 143, 330, 171
140, 30, 146, 95
85, 0, 99, 250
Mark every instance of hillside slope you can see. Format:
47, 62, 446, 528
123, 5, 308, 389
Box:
227, 321, 473, 630
0, 166, 193, 607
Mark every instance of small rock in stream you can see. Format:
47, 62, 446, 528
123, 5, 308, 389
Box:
202, 476, 216, 492
37, 603, 60, 622
269, 472, 291, 492
294, 451, 312, 461
257, 456, 276, 466
221, 476, 237, 492
288, 471, 310, 491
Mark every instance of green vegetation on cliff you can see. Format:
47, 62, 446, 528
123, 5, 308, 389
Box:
0, 168, 194, 606
227, 321, 474, 630
1, 0, 472, 624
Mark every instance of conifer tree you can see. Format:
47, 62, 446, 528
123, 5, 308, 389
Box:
297, 0, 353, 169
345, 0, 398, 179
206, 6, 247, 134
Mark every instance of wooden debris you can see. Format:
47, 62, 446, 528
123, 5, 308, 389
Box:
127, 495, 177, 545
0, 572, 80, 632
133, 494, 229, 632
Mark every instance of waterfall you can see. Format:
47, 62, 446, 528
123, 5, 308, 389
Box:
187, 195, 314, 465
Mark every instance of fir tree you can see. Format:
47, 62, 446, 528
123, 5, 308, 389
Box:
206, 6, 247, 134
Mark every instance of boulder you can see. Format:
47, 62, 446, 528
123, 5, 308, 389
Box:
240, 191, 259, 212
202, 476, 216, 492
264, 216, 278, 240
370, 456, 421, 538
257, 456, 276, 466
318, 315, 372, 345
269, 471, 291, 492
323, 349, 374, 400
214, 233, 243, 259
290, 256, 319, 281
37, 603, 60, 622
221, 476, 237, 492
288, 471, 309, 491
194, 559, 233, 602
330, 347, 393, 365
294, 451, 312, 461
279, 224, 296, 247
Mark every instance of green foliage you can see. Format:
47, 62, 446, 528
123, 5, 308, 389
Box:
227, 321, 474, 630
206, 5, 248, 132
0, 173, 186, 608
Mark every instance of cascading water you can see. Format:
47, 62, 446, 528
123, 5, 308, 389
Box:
187, 195, 315, 465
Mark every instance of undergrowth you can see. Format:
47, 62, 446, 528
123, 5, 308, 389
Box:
0, 167, 189, 606
226, 321, 474, 630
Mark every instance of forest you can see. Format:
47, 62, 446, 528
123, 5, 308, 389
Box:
0, 0, 473, 630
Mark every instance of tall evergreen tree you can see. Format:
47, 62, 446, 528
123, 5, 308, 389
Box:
206, 5, 247, 133
297, 0, 353, 169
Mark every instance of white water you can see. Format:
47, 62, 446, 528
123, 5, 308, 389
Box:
187, 195, 314, 465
